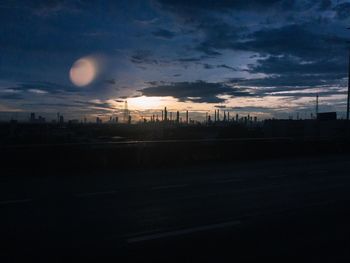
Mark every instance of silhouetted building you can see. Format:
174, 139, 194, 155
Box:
59, 115, 64, 124
123, 101, 129, 123
96, 117, 102, 124
38, 116, 45, 123
317, 112, 337, 121
164, 107, 168, 121
69, 119, 79, 124
30, 113, 35, 123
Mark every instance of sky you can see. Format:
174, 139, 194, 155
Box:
0, 0, 350, 122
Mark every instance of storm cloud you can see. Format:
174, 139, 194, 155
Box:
139, 81, 252, 103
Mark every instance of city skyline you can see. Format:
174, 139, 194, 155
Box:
1, 0, 350, 120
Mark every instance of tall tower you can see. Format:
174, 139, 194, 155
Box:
123, 100, 129, 123
186, 110, 189, 124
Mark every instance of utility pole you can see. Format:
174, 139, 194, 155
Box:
347, 28, 350, 120
348, 48, 350, 120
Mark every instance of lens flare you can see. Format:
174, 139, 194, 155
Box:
69, 57, 98, 87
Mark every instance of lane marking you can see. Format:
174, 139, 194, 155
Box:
151, 184, 189, 191
0, 198, 32, 205
75, 190, 118, 197
127, 220, 241, 243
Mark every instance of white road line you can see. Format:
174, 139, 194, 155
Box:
127, 220, 241, 243
0, 198, 32, 205
75, 190, 118, 197
151, 184, 189, 191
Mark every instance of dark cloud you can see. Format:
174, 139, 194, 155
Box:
203, 63, 237, 70
214, 105, 226, 109
203, 63, 215, 69
0, 0, 81, 16
73, 100, 115, 111
138, 80, 252, 103
195, 20, 242, 56
229, 74, 343, 89
232, 106, 279, 112
177, 57, 203, 62
318, 0, 332, 10
130, 50, 158, 65
10, 81, 77, 94
105, 79, 117, 85
248, 55, 346, 76
152, 28, 176, 39
0, 93, 23, 100
155, 0, 285, 13
217, 64, 237, 71
234, 25, 347, 59
333, 3, 350, 20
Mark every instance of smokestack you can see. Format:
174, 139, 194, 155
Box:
164, 107, 167, 121
316, 94, 319, 118
186, 110, 189, 124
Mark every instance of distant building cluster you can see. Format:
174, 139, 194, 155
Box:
137, 107, 260, 127
8, 97, 339, 126
29, 113, 46, 123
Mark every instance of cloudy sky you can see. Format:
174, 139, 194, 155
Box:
0, 0, 350, 121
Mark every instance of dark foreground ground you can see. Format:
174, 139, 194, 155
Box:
2, 153, 350, 262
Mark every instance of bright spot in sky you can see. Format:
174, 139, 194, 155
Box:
69, 57, 98, 87
128, 96, 166, 109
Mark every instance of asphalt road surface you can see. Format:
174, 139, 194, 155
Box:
2, 154, 350, 262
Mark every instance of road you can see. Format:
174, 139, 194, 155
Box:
2, 155, 350, 262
